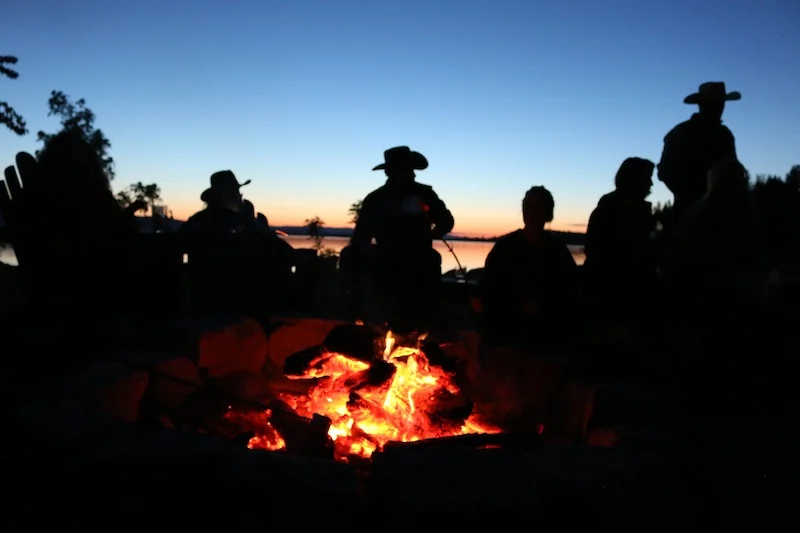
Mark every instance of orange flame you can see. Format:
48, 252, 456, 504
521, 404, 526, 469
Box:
242, 331, 498, 460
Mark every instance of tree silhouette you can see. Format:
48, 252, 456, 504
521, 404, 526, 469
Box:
115, 189, 134, 209
142, 183, 162, 214
348, 200, 363, 224
304, 216, 325, 251
787, 165, 800, 190
118, 181, 162, 215
0, 55, 27, 135
36, 90, 115, 179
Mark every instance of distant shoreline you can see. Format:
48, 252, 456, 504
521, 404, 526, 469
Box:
273, 226, 587, 247
0, 219, 587, 247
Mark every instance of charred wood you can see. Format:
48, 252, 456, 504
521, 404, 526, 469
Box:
382, 431, 541, 451
322, 324, 382, 363
420, 339, 459, 372
283, 345, 330, 377
267, 400, 334, 460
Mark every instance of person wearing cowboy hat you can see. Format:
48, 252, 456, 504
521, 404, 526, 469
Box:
348, 146, 455, 334
179, 170, 277, 319
657, 82, 741, 224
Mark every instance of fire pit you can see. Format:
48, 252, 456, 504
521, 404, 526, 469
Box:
224, 327, 500, 462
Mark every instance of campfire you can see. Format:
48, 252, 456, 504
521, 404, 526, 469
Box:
225, 329, 499, 461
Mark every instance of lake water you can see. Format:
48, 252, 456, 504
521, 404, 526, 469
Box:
284, 236, 585, 272
0, 236, 586, 271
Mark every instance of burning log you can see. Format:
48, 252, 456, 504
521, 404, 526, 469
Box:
322, 324, 382, 363
266, 400, 335, 460
420, 339, 459, 372
238, 330, 501, 461
283, 346, 330, 378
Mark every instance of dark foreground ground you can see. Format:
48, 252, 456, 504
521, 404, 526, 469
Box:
1, 259, 798, 529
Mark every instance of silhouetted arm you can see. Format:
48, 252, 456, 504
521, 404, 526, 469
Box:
657, 132, 685, 195
584, 203, 622, 267
556, 241, 580, 305
424, 188, 455, 238
721, 126, 738, 161
350, 195, 376, 253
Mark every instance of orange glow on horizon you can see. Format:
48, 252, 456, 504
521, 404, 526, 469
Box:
169, 203, 586, 237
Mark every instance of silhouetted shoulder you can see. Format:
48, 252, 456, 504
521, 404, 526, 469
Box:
664, 118, 693, 141
362, 186, 389, 205
490, 229, 525, 250
720, 123, 735, 138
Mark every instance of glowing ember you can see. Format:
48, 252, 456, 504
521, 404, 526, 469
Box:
235, 331, 498, 460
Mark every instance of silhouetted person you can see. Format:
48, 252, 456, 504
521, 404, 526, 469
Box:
667, 159, 758, 285
179, 171, 254, 317
350, 146, 454, 334
240, 199, 296, 313
481, 186, 579, 352
242, 199, 256, 221
583, 157, 657, 320
658, 82, 740, 223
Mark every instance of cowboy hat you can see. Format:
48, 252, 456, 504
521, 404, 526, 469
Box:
372, 146, 429, 171
200, 170, 251, 202
684, 82, 741, 105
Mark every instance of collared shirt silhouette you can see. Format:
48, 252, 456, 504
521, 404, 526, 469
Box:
658, 82, 740, 220
351, 147, 454, 256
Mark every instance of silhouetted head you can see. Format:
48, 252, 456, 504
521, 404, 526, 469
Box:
37, 130, 111, 192
684, 82, 740, 122
242, 199, 256, 219
373, 146, 428, 187
615, 157, 655, 200
200, 170, 249, 212
256, 212, 269, 227
522, 186, 555, 230
706, 159, 750, 201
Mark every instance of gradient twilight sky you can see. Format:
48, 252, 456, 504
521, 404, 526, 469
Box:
3, 0, 798, 236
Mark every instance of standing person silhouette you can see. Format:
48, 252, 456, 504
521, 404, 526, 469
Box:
657, 82, 741, 224
350, 146, 454, 335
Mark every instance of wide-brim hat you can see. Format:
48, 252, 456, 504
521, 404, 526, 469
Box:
684, 82, 741, 105
372, 146, 429, 171
200, 170, 251, 202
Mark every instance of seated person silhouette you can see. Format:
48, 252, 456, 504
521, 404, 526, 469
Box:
583, 157, 658, 320
350, 146, 454, 335
481, 186, 579, 352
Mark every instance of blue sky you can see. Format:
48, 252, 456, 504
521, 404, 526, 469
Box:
2, 0, 798, 235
